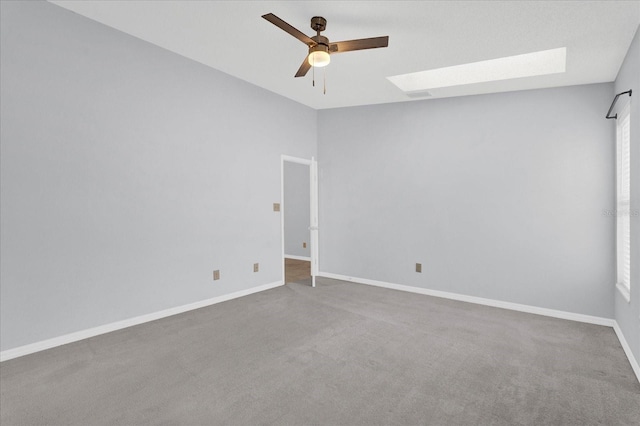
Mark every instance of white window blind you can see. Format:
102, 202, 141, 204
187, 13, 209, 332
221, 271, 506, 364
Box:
616, 100, 631, 300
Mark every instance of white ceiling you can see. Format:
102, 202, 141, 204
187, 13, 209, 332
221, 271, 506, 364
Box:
50, 1, 640, 110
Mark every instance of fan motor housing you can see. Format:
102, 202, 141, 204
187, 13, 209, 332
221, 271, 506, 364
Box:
309, 35, 329, 56
311, 35, 329, 47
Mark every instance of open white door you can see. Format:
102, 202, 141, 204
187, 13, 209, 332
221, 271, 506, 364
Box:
281, 155, 318, 288
309, 157, 319, 287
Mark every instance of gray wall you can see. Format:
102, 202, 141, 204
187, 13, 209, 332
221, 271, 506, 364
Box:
0, 1, 317, 351
1, 0, 629, 356
318, 83, 615, 318
284, 162, 310, 258
614, 26, 640, 365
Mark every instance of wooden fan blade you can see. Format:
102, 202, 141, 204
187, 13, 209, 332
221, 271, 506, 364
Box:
329, 36, 389, 53
295, 57, 312, 77
262, 13, 316, 46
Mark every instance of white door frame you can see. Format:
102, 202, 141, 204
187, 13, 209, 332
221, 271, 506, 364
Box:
281, 155, 319, 287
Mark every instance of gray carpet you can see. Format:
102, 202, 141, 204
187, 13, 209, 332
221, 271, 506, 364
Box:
1, 278, 639, 425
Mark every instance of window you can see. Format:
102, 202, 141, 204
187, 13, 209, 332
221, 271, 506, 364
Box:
616, 100, 631, 302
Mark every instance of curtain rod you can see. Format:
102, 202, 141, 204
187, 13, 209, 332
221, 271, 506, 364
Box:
606, 89, 632, 119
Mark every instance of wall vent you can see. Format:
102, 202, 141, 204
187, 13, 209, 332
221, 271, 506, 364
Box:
405, 90, 433, 99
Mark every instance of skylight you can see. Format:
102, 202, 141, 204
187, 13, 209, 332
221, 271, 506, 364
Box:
387, 47, 567, 93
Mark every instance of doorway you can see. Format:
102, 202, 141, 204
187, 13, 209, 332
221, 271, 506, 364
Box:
281, 155, 318, 287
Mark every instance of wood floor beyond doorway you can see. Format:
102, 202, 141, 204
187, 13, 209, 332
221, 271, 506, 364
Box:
285, 258, 310, 284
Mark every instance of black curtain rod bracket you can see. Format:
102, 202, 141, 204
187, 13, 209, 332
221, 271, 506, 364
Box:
606, 89, 632, 119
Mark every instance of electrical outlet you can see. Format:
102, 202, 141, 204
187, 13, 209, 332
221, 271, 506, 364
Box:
213, 270, 220, 280
416, 263, 422, 273
273, 203, 280, 212
253, 263, 259, 272
303, 242, 307, 248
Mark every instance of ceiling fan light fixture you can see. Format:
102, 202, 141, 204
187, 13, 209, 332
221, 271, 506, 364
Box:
262, 13, 388, 77
308, 49, 330, 67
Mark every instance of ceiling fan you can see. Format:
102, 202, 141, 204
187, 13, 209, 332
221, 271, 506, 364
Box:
262, 13, 389, 78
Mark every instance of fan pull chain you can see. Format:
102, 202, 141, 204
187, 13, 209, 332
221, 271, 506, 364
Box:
323, 67, 326, 95
312, 56, 315, 87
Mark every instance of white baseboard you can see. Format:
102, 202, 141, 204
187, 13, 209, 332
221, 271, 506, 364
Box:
613, 321, 640, 384
284, 255, 311, 261
318, 272, 640, 383
318, 272, 615, 327
0, 280, 283, 362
